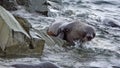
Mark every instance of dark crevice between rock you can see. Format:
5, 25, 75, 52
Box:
35, 11, 48, 16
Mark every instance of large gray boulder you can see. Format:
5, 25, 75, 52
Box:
0, 0, 62, 16
0, 6, 45, 57
16, 0, 62, 16
16, 0, 49, 16
26, 0, 48, 15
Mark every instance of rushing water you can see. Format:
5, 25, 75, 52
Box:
1, 0, 120, 68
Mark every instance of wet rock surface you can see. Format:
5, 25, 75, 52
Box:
0, 7, 45, 57
12, 62, 59, 68
103, 18, 120, 28
16, 0, 29, 6
0, 0, 17, 11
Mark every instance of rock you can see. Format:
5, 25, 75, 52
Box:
103, 18, 120, 28
16, 0, 29, 6
16, 0, 62, 16
0, 0, 17, 11
0, 0, 3, 5
12, 62, 59, 68
0, 6, 45, 57
92, 1, 117, 5
112, 66, 120, 68
49, 0, 62, 4
22, 0, 49, 16
0, 0, 63, 16
0, 0, 49, 15
14, 15, 32, 34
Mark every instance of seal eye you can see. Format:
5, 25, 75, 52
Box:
64, 28, 71, 32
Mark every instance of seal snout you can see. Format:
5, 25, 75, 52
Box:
86, 35, 93, 41
84, 31, 96, 41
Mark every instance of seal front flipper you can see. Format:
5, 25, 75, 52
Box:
57, 32, 64, 39
57, 22, 74, 40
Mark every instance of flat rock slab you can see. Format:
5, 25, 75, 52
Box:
0, 39, 45, 58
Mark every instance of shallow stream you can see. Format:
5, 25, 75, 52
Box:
1, 0, 120, 68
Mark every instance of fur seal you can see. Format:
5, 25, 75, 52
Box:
47, 20, 96, 46
12, 62, 59, 68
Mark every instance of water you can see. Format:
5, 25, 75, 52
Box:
1, 0, 120, 68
